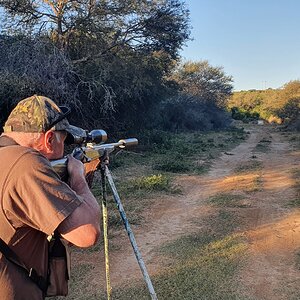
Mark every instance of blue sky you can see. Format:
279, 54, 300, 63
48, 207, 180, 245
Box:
181, 0, 300, 91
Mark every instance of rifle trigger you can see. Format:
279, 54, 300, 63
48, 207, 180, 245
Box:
82, 153, 91, 163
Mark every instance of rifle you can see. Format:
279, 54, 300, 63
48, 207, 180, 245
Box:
50, 129, 157, 300
50, 128, 138, 181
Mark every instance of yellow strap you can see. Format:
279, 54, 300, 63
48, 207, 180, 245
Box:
102, 201, 112, 299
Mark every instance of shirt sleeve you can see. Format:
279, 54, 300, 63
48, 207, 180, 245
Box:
3, 150, 83, 235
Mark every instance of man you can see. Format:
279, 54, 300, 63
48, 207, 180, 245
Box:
0, 95, 101, 299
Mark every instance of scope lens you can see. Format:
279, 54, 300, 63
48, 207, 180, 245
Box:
88, 130, 107, 144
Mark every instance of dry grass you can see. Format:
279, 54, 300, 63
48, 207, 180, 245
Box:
50, 128, 250, 300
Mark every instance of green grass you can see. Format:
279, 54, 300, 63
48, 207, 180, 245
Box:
91, 173, 181, 229
63, 208, 250, 300
92, 128, 249, 228
104, 209, 249, 300
253, 138, 272, 153
289, 133, 300, 150
194, 163, 211, 175
152, 154, 190, 173
208, 193, 246, 207
63, 211, 249, 300
66, 128, 251, 299
126, 174, 176, 192
111, 128, 248, 176
233, 160, 263, 174
287, 169, 300, 207
248, 175, 263, 192
136, 174, 169, 190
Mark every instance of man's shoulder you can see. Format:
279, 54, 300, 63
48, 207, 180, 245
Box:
0, 142, 52, 178
1, 143, 47, 164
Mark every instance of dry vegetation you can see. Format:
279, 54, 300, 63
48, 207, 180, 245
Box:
228, 81, 300, 129
49, 124, 300, 300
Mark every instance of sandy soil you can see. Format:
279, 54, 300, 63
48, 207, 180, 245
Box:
72, 125, 300, 300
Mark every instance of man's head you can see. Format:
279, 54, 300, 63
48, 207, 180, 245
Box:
3, 95, 78, 159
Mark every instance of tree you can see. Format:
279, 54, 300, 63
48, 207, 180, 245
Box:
157, 60, 233, 131
277, 97, 300, 122
0, 36, 77, 127
169, 60, 233, 107
0, 0, 190, 59
0, 0, 191, 130
280, 80, 300, 104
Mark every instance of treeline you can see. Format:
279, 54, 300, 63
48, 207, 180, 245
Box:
0, 0, 233, 134
228, 81, 300, 129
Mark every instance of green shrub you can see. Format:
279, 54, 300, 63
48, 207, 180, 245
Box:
131, 174, 171, 192
231, 107, 260, 121
158, 96, 232, 131
153, 158, 190, 173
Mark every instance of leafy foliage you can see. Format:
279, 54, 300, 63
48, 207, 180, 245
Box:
0, 1, 236, 134
130, 174, 173, 192
277, 97, 300, 121
159, 96, 232, 131
170, 60, 234, 107
156, 61, 234, 131
228, 80, 300, 128
0, 36, 77, 126
0, 0, 190, 58
0, 0, 191, 131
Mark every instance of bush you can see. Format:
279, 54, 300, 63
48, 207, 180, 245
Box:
0, 36, 77, 130
231, 107, 260, 121
131, 174, 172, 192
153, 157, 190, 173
277, 97, 300, 123
158, 95, 232, 131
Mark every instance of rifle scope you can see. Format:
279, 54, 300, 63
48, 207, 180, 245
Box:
65, 125, 108, 145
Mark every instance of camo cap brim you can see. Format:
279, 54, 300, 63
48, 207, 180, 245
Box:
3, 95, 80, 136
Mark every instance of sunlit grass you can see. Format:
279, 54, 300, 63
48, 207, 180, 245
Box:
233, 160, 263, 174
92, 129, 249, 228
126, 174, 180, 193
219, 173, 263, 193
112, 128, 248, 175
59, 128, 251, 300
97, 206, 249, 300
208, 193, 246, 207
107, 233, 248, 300
63, 233, 249, 300
56, 208, 249, 300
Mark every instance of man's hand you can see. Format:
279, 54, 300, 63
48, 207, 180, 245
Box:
67, 154, 100, 188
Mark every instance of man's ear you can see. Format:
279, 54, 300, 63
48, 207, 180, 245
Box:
44, 130, 55, 152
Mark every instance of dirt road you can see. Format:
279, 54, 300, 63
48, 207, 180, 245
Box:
72, 125, 300, 299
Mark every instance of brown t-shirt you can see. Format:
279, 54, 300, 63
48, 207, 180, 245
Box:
0, 136, 83, 300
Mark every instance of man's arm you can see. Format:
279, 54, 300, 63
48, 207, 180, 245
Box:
57, 155, 101, 247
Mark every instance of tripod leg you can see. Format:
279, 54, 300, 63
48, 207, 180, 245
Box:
100, 168, 112, 300
104, 166, 158, 300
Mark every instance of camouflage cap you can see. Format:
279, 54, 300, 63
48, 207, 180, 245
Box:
3, 95, 79, 135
